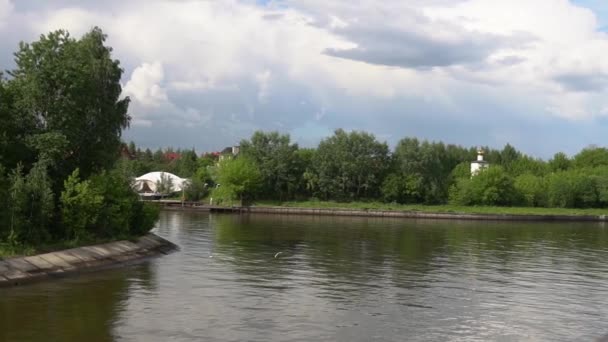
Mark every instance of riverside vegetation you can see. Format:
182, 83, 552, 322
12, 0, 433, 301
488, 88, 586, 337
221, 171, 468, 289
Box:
0, 28, 159, 256
123, 130, 608, 214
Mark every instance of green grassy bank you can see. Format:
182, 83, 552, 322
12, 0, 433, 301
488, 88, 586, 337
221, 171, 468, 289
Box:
255, 200, 608, 217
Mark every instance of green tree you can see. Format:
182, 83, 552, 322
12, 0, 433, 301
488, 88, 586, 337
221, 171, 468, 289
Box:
450, 166, 517, 206
60, 169, 104, 241
89, 170, 159, 238
240, 131, 301, 200
155, 172, 175, 196
514, 173, 548, 207
312, 129, 389, 200
174, 149, 198, 178
548, 152, 571, 172
573, 147, 608, 169
7, 163, 54, 244
9, 27, 130, 180
214, 157, 262, 205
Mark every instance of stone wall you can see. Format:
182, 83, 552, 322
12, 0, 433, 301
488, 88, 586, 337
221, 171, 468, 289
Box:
0, 233, 178, 287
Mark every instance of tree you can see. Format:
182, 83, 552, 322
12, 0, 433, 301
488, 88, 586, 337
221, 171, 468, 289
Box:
155, 172, 175, 196
312, 129, 389, 200
9, 27, 130, 180
174, 149, 198, 178
573, 147, 608, 169
240, 131, 301, 200
7, 163, 54, 244
60, 169, 104, 241
499, 143, 521, 171
514, 174, 548, 207
389, 138, 471, 204
548, 152, 571, 172
214, 157, 261, 205
449, 166, 517, 206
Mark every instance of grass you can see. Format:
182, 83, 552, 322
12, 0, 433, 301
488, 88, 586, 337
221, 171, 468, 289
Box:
254, 200, 608, 217
0, 235, 143, 259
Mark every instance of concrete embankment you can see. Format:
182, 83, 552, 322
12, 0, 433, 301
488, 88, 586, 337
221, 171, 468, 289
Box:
153, 200, 608, 222
241, 207, 608, 222
0, 233, 178, 287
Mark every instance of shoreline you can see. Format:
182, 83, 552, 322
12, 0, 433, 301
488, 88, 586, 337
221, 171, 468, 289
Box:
0, 233, 178, 288
156, 200, 608, 222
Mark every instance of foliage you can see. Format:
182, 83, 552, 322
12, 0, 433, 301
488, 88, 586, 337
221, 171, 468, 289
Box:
0, 28, 159, 251
449, 166, 517, 206
7, 163, 54, 244
573, 147, 608, 169
240, 131, 301, 200
9, 27, 130, 180
514, 173, 548, 207
60, 169, 104, 241
548, 152, 571, 172
155, 172, 175, 196
88, 170, 159, 238
311, 129, 389, 200
214, 157, 262, 204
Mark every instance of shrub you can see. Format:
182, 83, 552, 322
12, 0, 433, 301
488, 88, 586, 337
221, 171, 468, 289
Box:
514, 174, 548, 207
60, 169, 103, 241
449, 166, 517, 206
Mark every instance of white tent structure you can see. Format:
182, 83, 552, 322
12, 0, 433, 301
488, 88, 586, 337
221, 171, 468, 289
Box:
132, 172, 189, 197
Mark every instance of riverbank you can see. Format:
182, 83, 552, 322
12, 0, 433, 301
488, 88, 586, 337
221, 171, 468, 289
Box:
153, 200, 608, 222
0, 233, 177, 287
256, 201, 608, 217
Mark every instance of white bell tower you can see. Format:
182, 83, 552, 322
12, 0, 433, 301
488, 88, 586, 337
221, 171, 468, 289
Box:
470, 148, 489, 176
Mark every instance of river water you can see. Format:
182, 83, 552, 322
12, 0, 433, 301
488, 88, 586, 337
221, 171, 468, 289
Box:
2, 211, 608, 341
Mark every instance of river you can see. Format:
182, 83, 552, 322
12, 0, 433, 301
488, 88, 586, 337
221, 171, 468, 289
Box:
2, 210, 608, 341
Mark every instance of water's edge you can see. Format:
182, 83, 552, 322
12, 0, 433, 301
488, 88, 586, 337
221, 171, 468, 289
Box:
0, 233, 178, 287
158, 201, 608, 222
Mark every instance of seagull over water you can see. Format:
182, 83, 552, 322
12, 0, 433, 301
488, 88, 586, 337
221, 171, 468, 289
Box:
274, 252, 283, 258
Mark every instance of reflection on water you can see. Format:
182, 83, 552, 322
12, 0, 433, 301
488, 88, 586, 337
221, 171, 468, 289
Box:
2, 211, 608, 341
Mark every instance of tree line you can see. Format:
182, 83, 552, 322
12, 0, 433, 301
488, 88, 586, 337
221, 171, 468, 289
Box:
0, 28, 158, 250
122, 129, 608, 209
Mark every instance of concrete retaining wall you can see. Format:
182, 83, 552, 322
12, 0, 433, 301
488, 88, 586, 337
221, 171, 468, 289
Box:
240, 206, 608, 222
0, 233, 178, 287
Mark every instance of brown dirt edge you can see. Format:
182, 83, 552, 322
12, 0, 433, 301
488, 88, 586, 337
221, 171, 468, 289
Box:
0, 233, 178, 288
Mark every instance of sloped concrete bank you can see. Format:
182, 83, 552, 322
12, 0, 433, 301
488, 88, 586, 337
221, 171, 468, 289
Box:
241, 206, 608, 222
0, 233, 178, 287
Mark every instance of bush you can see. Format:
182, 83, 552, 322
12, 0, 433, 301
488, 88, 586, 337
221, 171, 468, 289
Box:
60, 169, 104, 241
381, 173, 423, 204
449, 166, 517, 206
7, 163, 54, 245
514, 174, 548, 207
88, 170, 159, 238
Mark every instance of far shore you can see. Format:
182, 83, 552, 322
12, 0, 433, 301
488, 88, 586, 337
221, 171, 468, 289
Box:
154, 199, 608, 222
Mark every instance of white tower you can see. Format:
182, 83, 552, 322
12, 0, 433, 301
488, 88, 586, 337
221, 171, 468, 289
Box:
470, 148, 489, 176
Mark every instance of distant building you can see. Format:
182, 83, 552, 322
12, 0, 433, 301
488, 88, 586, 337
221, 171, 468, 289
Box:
219, 145, 240, 161
132, 172, 189, 199
470, 148, 489, 176
164, 152, 181, 161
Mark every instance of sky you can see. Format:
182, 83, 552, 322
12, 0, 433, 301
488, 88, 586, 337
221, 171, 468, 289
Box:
1, 0, 608, 158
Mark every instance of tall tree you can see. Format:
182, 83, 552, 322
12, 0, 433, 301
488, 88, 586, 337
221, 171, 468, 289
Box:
312, 129, 389, 200
214, 157, 262, 204
240, 131, 300, 200
9, 27, 130, 180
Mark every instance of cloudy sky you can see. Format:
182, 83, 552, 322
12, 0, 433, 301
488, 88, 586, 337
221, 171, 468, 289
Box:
1, 0, 608, 157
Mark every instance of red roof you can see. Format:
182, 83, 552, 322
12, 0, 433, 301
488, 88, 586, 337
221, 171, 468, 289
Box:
165, 152, 181, 161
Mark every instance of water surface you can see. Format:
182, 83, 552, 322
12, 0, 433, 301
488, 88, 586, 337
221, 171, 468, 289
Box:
2, 211, 608, 341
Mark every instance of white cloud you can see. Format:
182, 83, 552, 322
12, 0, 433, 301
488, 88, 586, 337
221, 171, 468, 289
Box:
255, 70, 272, 103
0, 0, 13, 29
123, 62, 167, 108
5, 0, 608, 155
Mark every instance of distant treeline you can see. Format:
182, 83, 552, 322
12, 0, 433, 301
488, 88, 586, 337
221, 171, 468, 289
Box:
122, 130, 608, 209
